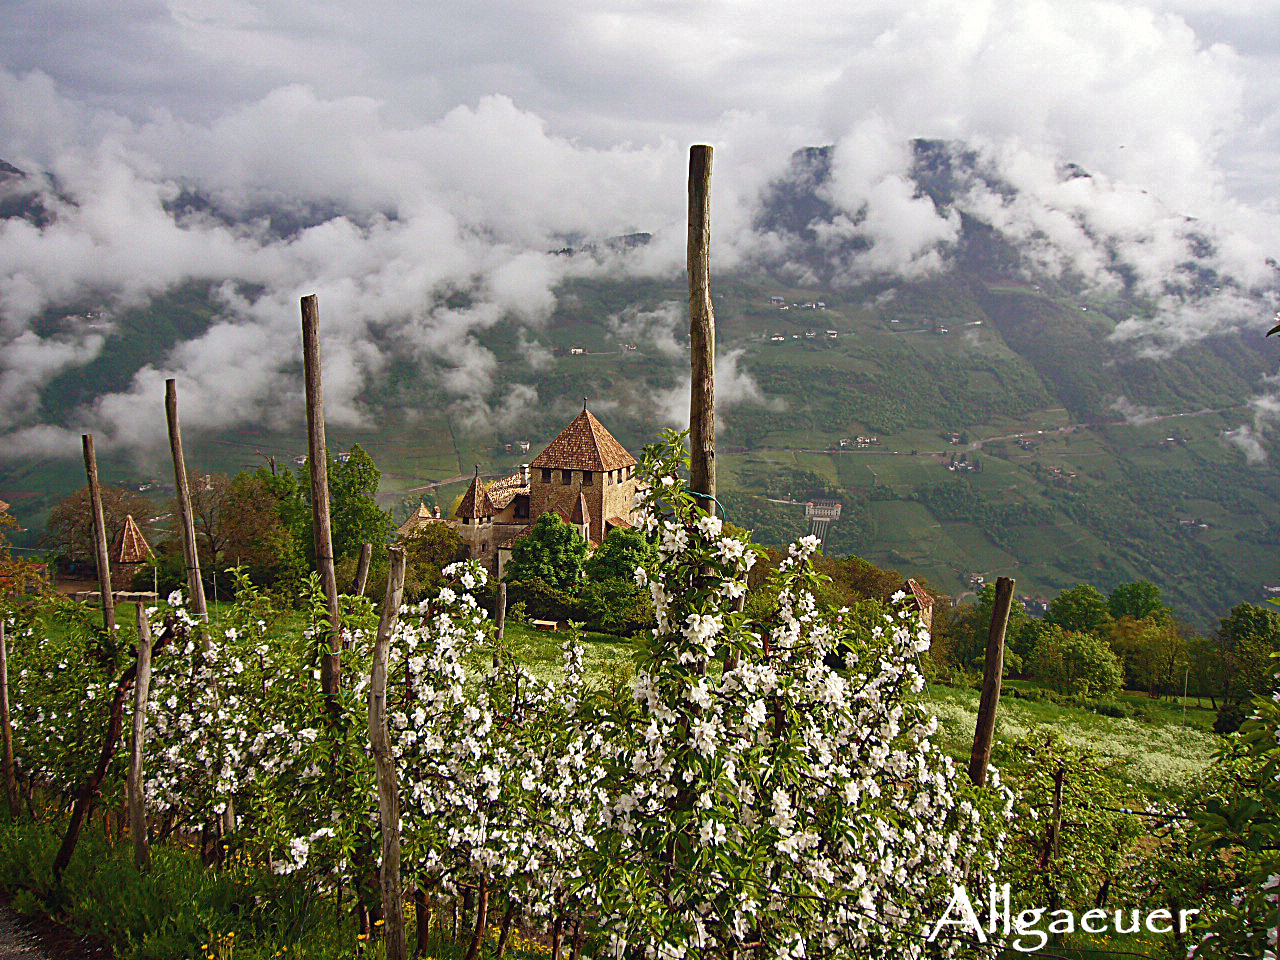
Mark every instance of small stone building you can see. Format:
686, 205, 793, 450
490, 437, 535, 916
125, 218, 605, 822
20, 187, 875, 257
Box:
397, 404, 639, 576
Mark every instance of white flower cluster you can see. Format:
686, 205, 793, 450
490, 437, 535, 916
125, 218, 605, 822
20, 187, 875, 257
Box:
5, 434, 1015, 960
581, 433, 1014, 959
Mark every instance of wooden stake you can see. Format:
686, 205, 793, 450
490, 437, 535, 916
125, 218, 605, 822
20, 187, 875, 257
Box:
495, 581, 507, 641
82, 434, 116, 635
1, 618, 18, 818
301, 295, 343, 705
354, 542, 373, 597
968, 576, 1014, 786
687, 144, 716, 510
370, 545, 408, 960
164, 381, 208, 621
127, 604, 153, 870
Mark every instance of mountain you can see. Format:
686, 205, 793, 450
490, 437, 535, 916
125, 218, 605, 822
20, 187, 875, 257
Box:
2, 144, 1278, 628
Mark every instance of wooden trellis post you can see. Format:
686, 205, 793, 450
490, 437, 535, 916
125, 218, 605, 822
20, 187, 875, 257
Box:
0, 618, 17, 818
688, 144, 716, 510
370, 545, 408, 960
301, 294, 343, 707
82, 434, 116, 635
968, 576, 1014, 786
354, 542, 373, 597
165, 380, 208, 621
127, 604, 153, 870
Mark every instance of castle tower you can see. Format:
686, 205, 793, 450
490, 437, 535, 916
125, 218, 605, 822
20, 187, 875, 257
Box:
529, 402, 637, 545
455, 467, 496, 563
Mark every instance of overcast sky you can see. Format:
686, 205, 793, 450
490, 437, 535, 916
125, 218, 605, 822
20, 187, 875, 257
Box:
4, 0, 1280, 456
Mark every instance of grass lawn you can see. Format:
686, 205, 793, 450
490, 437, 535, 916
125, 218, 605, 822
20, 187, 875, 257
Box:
925, 682, 1220, 797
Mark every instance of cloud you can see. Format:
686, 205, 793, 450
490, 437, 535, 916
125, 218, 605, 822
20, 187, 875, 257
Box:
608, 302, 685, 358
1223, 375, 1280, 463
4, 0, 1280, 459
1109, 396, 1160, 425
654, 349, 780, 429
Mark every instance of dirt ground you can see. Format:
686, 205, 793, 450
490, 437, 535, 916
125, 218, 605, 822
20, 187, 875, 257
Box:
0, 898, 110, 960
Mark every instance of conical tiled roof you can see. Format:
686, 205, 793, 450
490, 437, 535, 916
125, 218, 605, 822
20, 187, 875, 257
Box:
530, 405, 637, 472
113, 515, 153, 564
455, 469, 495, 519
570, 491, 591, 526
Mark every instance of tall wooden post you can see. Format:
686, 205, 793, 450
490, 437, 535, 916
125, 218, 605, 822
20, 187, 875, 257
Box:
164, 381, 208, 620
968, 576, 1015, 786
127, 604, 153, 870
354, 542, 373, 597
82, 434, 116, 635
370, 546, 408, 960
495, 581, 507, 641
1, 618, 18, 818
688, 144, 716, 511
301, 295, 343, 706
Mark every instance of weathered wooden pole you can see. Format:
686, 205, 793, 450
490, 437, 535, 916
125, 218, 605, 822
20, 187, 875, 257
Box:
370, 545, 408, 960
688, 144, 716, 511
354, 542, 373, 597
968, 576, 1015, 786
1, 618, 18, 819
301, 295, 343, 707
164, 380, 208, 620
495, 581, 507, 641
127, 604, 153, 870
82, 434, 117, 635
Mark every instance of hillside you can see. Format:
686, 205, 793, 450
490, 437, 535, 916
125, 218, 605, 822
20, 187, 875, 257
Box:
2, 143, 1278, 628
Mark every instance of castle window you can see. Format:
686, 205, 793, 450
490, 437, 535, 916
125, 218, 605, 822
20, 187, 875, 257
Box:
583, 471, 593, 485
541, 468, 552, 483
562, 470, 572, 484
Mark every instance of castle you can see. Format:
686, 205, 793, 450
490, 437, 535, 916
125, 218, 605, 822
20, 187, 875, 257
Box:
397, 403, 639, 576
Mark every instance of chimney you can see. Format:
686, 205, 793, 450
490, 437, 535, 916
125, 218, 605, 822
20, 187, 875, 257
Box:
521, 463, 530, 486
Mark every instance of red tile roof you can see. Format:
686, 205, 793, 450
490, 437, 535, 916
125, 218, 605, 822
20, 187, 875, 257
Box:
530, 407, 637, 472
455, 470, 496, 519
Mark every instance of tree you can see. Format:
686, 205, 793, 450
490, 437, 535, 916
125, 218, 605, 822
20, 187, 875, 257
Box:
1213, 602, 1280, 731
1110, 615, 1189, 697
285, 446, 393, 568
0, 502, 45, 596
399, 523, 467, 601
817, 554, 903, 603
504, 513, 586, 591
947, 582, 1030, 672
185, 472, 233, 567
328, 445, 392, 561
584, 526, 656, 583
1108, 579, 1167, 622
1010, 618, 1064, 675
221, 469, 306, 585
1028, 629, 1123, 698
46, 485, 152, 573
1047, 583, 1113, 635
